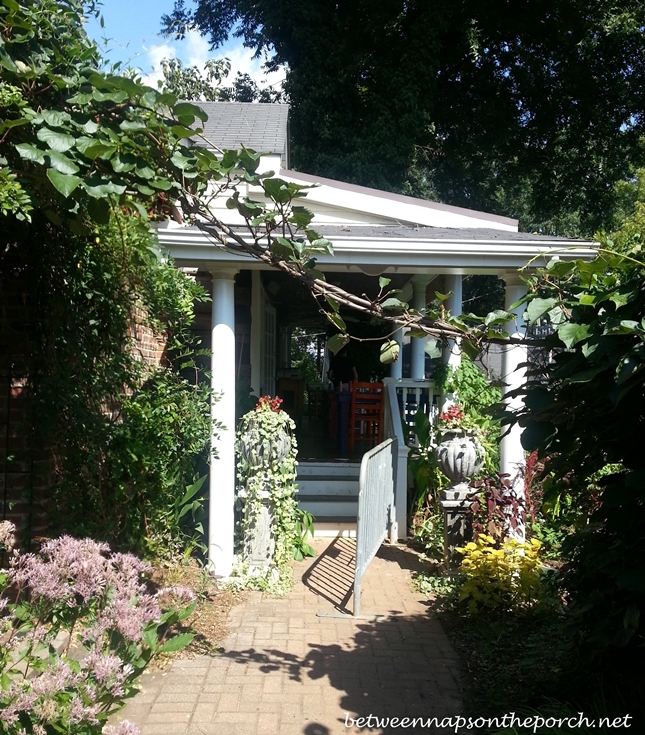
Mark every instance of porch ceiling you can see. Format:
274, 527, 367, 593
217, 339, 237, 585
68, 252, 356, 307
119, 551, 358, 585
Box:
261, 271, 415, 327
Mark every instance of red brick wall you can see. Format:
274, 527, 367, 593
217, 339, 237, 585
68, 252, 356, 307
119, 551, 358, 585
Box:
0, 282, 168, 546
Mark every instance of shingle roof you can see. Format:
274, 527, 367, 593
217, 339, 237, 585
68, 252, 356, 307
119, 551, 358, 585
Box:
315, 224, 590, 244
196, 102, 289, 156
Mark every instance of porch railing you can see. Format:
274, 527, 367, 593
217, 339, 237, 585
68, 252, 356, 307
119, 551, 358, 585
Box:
354, 437, 396, 617
383, 378, 439, 443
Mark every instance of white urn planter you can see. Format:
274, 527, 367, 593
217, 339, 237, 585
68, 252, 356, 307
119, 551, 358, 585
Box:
434, 429, 484, 569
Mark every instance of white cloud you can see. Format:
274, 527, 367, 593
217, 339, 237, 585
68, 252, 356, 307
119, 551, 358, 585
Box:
185, 29, 210, 69
143, 42, 176, 88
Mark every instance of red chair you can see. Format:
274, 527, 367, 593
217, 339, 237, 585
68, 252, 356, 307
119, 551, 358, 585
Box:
349, 382, 384, 452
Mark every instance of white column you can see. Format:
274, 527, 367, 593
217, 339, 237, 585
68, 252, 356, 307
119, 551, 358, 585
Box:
208, 267, 238, 577
499, 272, 528, 541
442, 274, 462, 370
389, 327, 403, 380
410, 276, 431, 379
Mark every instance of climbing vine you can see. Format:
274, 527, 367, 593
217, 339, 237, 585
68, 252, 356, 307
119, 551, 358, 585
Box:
234, 397, 307, 590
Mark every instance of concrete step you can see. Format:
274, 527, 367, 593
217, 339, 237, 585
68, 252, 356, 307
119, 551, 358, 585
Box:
296, 461, 360, 535
298, 499, 358, 518
296, 462, 360, 478
296, 479, 358, 496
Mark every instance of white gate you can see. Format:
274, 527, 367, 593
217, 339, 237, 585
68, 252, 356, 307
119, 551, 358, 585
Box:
353, 438, 396, 617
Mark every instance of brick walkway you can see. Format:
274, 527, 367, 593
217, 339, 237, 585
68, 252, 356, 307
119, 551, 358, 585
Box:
118, 538, 463, 735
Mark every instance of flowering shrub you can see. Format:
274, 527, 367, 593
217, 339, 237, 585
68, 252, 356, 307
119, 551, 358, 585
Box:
0, 529, 196, 735
456, 534, 549, 613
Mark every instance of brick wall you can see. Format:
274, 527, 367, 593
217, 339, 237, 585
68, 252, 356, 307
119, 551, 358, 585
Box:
0, 278, 169, 546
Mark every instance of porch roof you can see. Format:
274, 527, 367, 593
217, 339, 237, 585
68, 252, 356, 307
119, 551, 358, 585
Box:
156, 221, 597, 275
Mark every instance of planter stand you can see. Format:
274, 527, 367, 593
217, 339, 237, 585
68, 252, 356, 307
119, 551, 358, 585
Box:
434, 430, 484, 571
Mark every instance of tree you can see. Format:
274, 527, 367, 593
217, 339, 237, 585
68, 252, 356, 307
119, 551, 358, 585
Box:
159, 56, 231, 101
163, 0, 645, 235
509, 226, 645, 655
158, 57, 284, 103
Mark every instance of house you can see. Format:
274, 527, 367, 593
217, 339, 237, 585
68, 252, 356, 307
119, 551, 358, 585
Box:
156, 102, 597, 577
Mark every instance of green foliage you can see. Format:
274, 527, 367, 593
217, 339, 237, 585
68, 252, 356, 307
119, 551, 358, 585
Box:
435, 356, 502, 471
457, 535, 553, 614
159, 56, 231, 101
235, 397, 312, 591
412, 567, 457, 597
510, 243, 645, 654
408, 510, 445, 562
407, 409, 448, 522
2, 197, 213, 554
292, 508, 315, 562
165, 0, 645, 233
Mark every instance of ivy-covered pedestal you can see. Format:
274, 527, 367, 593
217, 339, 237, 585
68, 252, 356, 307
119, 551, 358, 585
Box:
236, 397, 298, 581
434, 428, 484, 570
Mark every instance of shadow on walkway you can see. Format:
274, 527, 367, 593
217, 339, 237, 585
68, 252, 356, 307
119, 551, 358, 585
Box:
302, 537, 356, 614
219, 608, 461, 734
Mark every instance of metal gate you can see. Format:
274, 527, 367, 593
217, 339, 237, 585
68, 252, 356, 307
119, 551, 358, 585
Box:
353, 438, 397, 616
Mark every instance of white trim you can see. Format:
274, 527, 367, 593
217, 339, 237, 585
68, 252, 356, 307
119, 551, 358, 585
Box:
279, 169, 518, 231
156, 225, 598, 273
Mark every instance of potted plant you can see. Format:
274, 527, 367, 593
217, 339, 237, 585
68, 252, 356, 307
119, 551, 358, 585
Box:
433, 404, 485, 568
236, 396, 298, 574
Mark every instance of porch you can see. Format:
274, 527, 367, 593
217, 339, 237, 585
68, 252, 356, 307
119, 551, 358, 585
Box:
158, 198, 595, 577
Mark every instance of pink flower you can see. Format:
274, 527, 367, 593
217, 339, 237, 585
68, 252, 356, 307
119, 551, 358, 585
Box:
102, 721, 142, 735
155, 586, 196, 609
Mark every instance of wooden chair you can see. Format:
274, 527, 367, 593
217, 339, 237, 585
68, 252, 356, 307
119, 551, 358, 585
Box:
349, 382, 384, 452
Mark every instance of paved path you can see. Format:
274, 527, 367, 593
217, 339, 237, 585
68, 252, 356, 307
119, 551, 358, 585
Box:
119, 539, 463, 735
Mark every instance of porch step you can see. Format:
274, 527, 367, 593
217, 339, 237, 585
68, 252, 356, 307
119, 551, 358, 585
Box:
297, 461, 360, 536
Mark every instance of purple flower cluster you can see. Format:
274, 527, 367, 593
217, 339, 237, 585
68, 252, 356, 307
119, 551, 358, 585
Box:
0, 536, 196, 735
9, 536, 151, 607
102, 721, 142, 735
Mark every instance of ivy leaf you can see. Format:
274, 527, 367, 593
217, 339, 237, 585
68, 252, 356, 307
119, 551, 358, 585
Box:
407, 328, 427, 339
484, 309, 514, 326
174, 101, 208, 122
381, 297, 408, 311
434, 291, 452, 302
325, 295, 340, 312
379, 277, 391, 289
46, 169, 81, 197
15, 142, 45, 164
328, 333, 349, 355
290, 205, 314, 228
424, 339, 442, 359
46, 151, 80, 175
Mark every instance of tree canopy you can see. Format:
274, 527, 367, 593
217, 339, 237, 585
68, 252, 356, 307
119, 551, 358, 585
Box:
163, 0, 645, 235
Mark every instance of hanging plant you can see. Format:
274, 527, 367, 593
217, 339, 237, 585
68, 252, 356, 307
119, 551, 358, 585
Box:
235, 396, 308, 588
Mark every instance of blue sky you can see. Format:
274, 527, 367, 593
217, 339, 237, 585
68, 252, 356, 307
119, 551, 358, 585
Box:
84, 0, 284, 90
